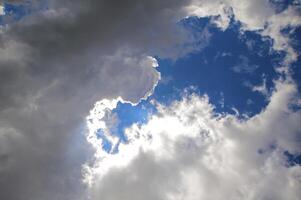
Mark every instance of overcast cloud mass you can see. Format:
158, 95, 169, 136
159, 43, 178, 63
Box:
0, 0, 300, 200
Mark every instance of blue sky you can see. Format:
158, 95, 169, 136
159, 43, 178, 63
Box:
0, 2, 31, 23
0, 1, 46, 24
100, 15, 298, 154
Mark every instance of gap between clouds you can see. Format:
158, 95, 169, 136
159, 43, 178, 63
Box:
83, 1, 301, 199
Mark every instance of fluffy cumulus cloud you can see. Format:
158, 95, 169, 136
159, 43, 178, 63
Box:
87, 78, 301, 200
0, 0, 300, 200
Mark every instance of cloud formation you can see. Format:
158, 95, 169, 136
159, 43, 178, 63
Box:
0, 0, 194, 199
0, 0, 300, 200
87, 79, 301, 200
187, 0, 301, 63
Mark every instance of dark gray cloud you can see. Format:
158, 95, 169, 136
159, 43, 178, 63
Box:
0, 0, 212, 200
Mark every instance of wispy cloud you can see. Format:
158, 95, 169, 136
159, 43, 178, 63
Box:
232, 55, 259, 74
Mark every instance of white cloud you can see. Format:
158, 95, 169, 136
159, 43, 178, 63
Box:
252, 77, 269, 96
232, 55, 259, 74
0, 5, 4, 16
243, 75, 270, 97
85, 78, 301, 200
82, 2, 301, 199
186, 0, 301, 64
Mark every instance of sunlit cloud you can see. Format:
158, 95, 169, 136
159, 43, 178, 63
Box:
85, 78, 301, 199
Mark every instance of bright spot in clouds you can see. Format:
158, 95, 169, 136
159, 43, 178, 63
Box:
0, 6, 4, 15
85, 79, 301, 199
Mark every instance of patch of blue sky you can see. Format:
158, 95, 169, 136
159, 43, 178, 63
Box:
4, 3, 29, 20
102, 16, 286, 154
0, 1, 47, 25
154, 17, 279, 116
0, 3, 31, 24
284, 151, 301, 167
95, 129, 113, 153
106, 16, 290, 144
111, 100, 157, 141
95, 100, 157, 154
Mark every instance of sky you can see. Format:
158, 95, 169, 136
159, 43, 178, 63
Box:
0, 0, 301, 200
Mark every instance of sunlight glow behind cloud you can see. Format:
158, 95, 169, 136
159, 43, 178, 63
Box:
85, 78, 301, 200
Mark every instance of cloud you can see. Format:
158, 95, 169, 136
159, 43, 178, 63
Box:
0, 0, 300, 200
0, 48, 160, 199
232, 55, 259, 74
187, 0, 301, 64
252, 77, 269, 96
0, 0, 41, 5
0, 5, 3, 15
87, 79, 301, 200
0, 1, 200, 199
244, 75, 270, 97
0, 0, 22, 5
